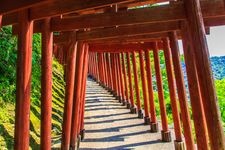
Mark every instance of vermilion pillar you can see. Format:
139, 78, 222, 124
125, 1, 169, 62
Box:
131, 51, 141, 115
139, 50, 150, 125
94, 53, 99, 81
118, 53, 125, 103
102, 53, 108, 87
41, 18, 53, 150
61, 41, 77, 149
126, 52, 134, 109
184, 0, 225, 148
79, 45, 89, 141
14, 10, 33, 150
144, 49, 158, 132
162, 38, 185, 147
70, 42, 85, 149
121, 53, 129, 105
0, 15, 2, 28
181, 24, 209, 150
106, 53, 112, 90
115, 54, 122, 100
111, 54, 118, 95
153, 42, 170, 142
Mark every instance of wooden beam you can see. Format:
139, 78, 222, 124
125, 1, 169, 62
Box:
77, 21, 179, 41
2, 0, 134, 26
0, 0, 49, 14
50, 0, 224, 31
0, 15, 2, 28
54, 32, 167, 44
89, 42, 164, 52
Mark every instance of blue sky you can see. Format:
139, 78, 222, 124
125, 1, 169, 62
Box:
178, 26, 225, 56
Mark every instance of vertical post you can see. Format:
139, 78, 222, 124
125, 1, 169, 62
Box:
61, 41, 77, 149
139, 50, 150, 125
41, 18, 53, 150
0, 15, 2, 28
70, 42, 85, 149
14, 10, 33, 150
118, 53, 125, 103
184, 0, 225, 148
106, 53, 113, 90
102, 53, 108, 87
162, 38, 186, 148
115, 54, 122, 100
144, 49, 158, 132
121, 53, 129, 106
79, 44, 89, 141
111, 54, 118, 95
181, 24, 210, 150
131, 51, 141, 115
153, 42, 170, 142
126, 52, 134, 110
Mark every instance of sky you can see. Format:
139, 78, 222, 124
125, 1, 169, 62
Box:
178, 26, 225, 57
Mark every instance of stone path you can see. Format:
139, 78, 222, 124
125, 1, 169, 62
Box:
79, 78, 175, 150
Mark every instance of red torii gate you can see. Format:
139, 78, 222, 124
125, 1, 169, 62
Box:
0, 0, 225, 149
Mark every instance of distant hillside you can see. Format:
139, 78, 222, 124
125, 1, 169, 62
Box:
181, 56, 225, 81
211, 56, 225, 80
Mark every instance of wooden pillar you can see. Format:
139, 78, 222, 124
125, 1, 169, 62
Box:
61, 41, 77, 149
181, 24, 210, 150
14, 10, 33, 150
162, 38, 185, 147
131, 51, 141, 115
106, 53, 113, 90
94, 53, 99, 81
40, 18, 53, 150
0, 15, 2, 28
153, 43, 170, 142
111, 54, 118, 95
79, 44, 89, 140
118, 53, 125, 103
121, 53, 129, 105
115, 54, 122, 100
144, 49, 158, 131
70, 42, 85, 149
126, 52, 134, 109
139, 50, 151, 125
184, 0, 225, 148
102, 53, 108, 86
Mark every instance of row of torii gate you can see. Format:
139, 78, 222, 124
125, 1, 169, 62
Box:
1, 0, 225, 149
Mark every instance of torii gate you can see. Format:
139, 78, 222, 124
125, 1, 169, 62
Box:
0, 0, 225, 149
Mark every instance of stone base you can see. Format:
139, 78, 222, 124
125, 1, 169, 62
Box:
174, 141, 186, 150
80, 129, 85, 141
150, 122, 158, 133
122, 100, 127, 106
126, 103, 131, 109
161, 130, 172, 142
144, 116, 151, 125
70, 135, 81, 150
130, 107, 137, 114
138, 110, 144, 119
118, 96, 122, 103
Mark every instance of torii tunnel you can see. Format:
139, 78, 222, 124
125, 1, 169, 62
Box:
1, 0, 225, 149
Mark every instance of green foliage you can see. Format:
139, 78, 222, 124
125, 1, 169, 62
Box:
0, 26, 65, 149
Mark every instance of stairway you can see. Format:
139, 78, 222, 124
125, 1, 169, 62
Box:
79, 78, 175, 150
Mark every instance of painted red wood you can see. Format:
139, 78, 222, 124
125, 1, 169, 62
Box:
116, 54, 122, 99
184, 0, 225, 147
181, 23, 209, 150
138, 50, 150, 118
144, 50, 157, 123
70, 42, 85, 148
118, 53, 125, 100
0, 15, 2, 28
131, 51, 141, 111
152, 42, 169, 131
121, 53, 129, 102
126, 52, 135, 107
61, 41, 77, 149
41, 18, 53, 150
14, 10, 33, 150
79, 44, 89, 136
